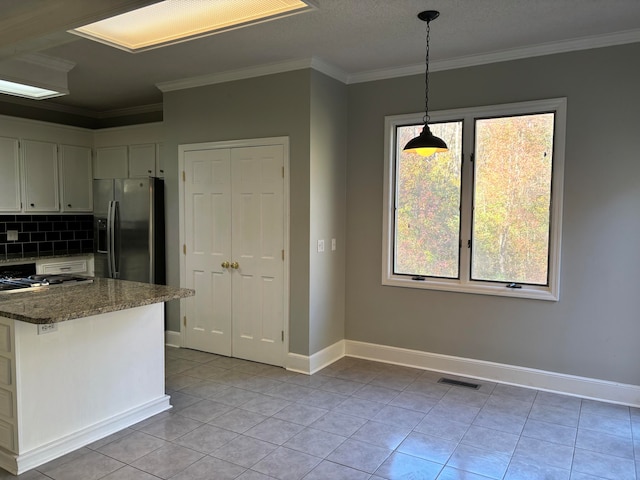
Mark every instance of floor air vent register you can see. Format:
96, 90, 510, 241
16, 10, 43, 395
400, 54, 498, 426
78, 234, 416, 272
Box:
437, 377, 481, 390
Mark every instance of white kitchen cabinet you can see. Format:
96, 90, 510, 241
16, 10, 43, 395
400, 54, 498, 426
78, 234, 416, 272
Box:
21, 140, 59, 212
0, 137, 21, 212
156, 143, 165, 178
94, 146, 128, 179
36, 256, 93, 276
128, 143, 156, 177
60, 145, 93, 212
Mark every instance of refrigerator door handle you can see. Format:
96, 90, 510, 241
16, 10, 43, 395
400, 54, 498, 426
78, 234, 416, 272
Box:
106, 200, 114, 278
113, 200, 121, 279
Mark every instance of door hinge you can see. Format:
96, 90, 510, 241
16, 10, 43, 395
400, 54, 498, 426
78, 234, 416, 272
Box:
282, 166, 284, 178
183, 244, 186, 255
182, 170, 186, 181
467, 239, 472, 248
183, 316, 187, 327
470, 153, 475, 163
281, 330, 284, 342
282, 249, 284, 261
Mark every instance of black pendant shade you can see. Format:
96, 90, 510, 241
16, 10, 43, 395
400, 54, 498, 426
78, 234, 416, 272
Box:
403, 10, 448, 158
403, 124, 448, 157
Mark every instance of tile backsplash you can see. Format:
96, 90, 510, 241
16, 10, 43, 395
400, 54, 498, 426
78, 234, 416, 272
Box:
0, 215, 94, 260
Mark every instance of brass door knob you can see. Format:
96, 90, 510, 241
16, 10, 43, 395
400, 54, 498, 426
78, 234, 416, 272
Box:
230, 262, 239, 269
221, 261, 230, 268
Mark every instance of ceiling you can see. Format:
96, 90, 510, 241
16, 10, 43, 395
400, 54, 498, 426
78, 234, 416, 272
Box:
2, 0, 640, 118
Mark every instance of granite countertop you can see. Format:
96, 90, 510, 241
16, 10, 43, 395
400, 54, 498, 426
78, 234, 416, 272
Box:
0, 277, 194, 324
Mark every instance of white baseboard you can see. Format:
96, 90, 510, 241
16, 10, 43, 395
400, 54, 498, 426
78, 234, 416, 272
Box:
165, 330, 181, 348
287, 340, 345, 375
0, 396, 171, 475
345, 340, 640, 408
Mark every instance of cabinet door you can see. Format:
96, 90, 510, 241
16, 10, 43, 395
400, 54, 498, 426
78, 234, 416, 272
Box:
0, 137, 21, 212
156, 143, 164, 178
22, 140, 59, 212
128, 143, 156, 177
60, 145, 93, 212
94, 146, 128, 179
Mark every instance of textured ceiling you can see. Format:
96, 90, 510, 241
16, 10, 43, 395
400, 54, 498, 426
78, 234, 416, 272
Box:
2, 0, 640, 117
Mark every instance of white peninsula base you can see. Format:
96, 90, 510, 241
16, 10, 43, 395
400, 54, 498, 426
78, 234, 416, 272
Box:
0, 303, 170, 475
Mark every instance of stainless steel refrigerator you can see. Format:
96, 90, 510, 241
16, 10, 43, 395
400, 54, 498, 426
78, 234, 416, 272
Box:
93, 177, 165, 284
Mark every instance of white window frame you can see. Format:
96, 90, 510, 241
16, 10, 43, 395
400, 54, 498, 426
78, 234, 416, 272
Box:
382, 98, 566, 301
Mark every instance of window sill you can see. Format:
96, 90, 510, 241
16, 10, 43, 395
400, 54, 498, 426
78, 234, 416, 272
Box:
382, 276, 559, 301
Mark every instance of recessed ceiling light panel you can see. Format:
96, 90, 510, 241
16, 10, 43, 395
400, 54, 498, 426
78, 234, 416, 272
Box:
0, 79, 64, 99
71, 0, 316, 52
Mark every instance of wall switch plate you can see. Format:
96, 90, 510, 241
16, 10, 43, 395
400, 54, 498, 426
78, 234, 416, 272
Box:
331, 238, 336, 251
317, 239, 325, 252
38, 324, 58, 335
7, 230, 18, 241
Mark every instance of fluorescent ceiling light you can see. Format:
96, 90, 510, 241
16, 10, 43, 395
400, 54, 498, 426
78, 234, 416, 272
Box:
0, 79, 64, 99
72, 0, 315, 53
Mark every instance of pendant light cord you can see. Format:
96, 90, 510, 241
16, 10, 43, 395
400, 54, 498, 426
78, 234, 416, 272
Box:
423, 18, 431, 125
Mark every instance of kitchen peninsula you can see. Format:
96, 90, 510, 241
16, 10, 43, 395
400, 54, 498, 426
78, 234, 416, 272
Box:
0, 278, 194, 475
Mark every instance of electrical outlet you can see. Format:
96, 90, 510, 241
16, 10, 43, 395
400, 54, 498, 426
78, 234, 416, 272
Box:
331, 238, 336, 251
37, 324, 58, 335
317, 239, 325, 252
7, 230, 18, 241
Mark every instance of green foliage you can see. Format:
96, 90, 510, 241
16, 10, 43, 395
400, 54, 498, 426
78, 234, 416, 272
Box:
472, 113, 553, 284
395, 121, 462, 277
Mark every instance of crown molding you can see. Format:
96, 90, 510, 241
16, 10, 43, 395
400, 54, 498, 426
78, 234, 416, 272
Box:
348, 28, 640, 84
95, 102, 163, 118
18, 53, 76, 73
156, 55, 348, 93
0, 94, 162, 120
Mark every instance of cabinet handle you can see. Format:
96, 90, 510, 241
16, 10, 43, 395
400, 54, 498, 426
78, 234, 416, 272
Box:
67, 204, 72, 207
147, 170, 152, 173
30, 203, 35, 207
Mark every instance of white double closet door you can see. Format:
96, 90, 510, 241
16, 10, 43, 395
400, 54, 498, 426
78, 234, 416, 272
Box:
182, 143, 285, 366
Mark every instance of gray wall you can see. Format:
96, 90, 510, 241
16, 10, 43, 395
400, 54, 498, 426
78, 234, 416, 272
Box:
346, 43, 640, 385
162, 70, 312, 355
309, 70, 348, 354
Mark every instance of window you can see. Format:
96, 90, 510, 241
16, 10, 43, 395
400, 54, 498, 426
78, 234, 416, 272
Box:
383, 98, 566, 300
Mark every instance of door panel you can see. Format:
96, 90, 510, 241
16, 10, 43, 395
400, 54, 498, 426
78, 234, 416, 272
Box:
231, 145, 284, 366
184, 149, 232, 356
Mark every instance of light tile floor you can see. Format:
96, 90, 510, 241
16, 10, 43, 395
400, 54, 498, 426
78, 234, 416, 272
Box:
4, 349, 639, 479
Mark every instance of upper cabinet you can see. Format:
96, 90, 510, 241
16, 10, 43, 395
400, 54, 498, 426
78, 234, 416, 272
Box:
60, 145, 93, 212
0, 137, 21, 212
94, 146, 128, 179
129, 143, 157, 178
0, 137, 93, 214
22, 140, 59, 212
156, 143, 165, 178
0, 118, 163, 213
94, 143, 164, 179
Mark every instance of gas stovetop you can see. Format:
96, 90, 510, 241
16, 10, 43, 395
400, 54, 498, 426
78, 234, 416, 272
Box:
0, 274, 93, 294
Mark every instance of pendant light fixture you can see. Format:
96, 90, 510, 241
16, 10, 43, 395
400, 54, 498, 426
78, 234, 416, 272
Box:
403, 10, 448, 157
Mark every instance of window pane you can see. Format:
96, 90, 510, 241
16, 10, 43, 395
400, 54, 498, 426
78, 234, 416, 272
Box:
394, 121, 463, 278
472, 113, 554, 285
